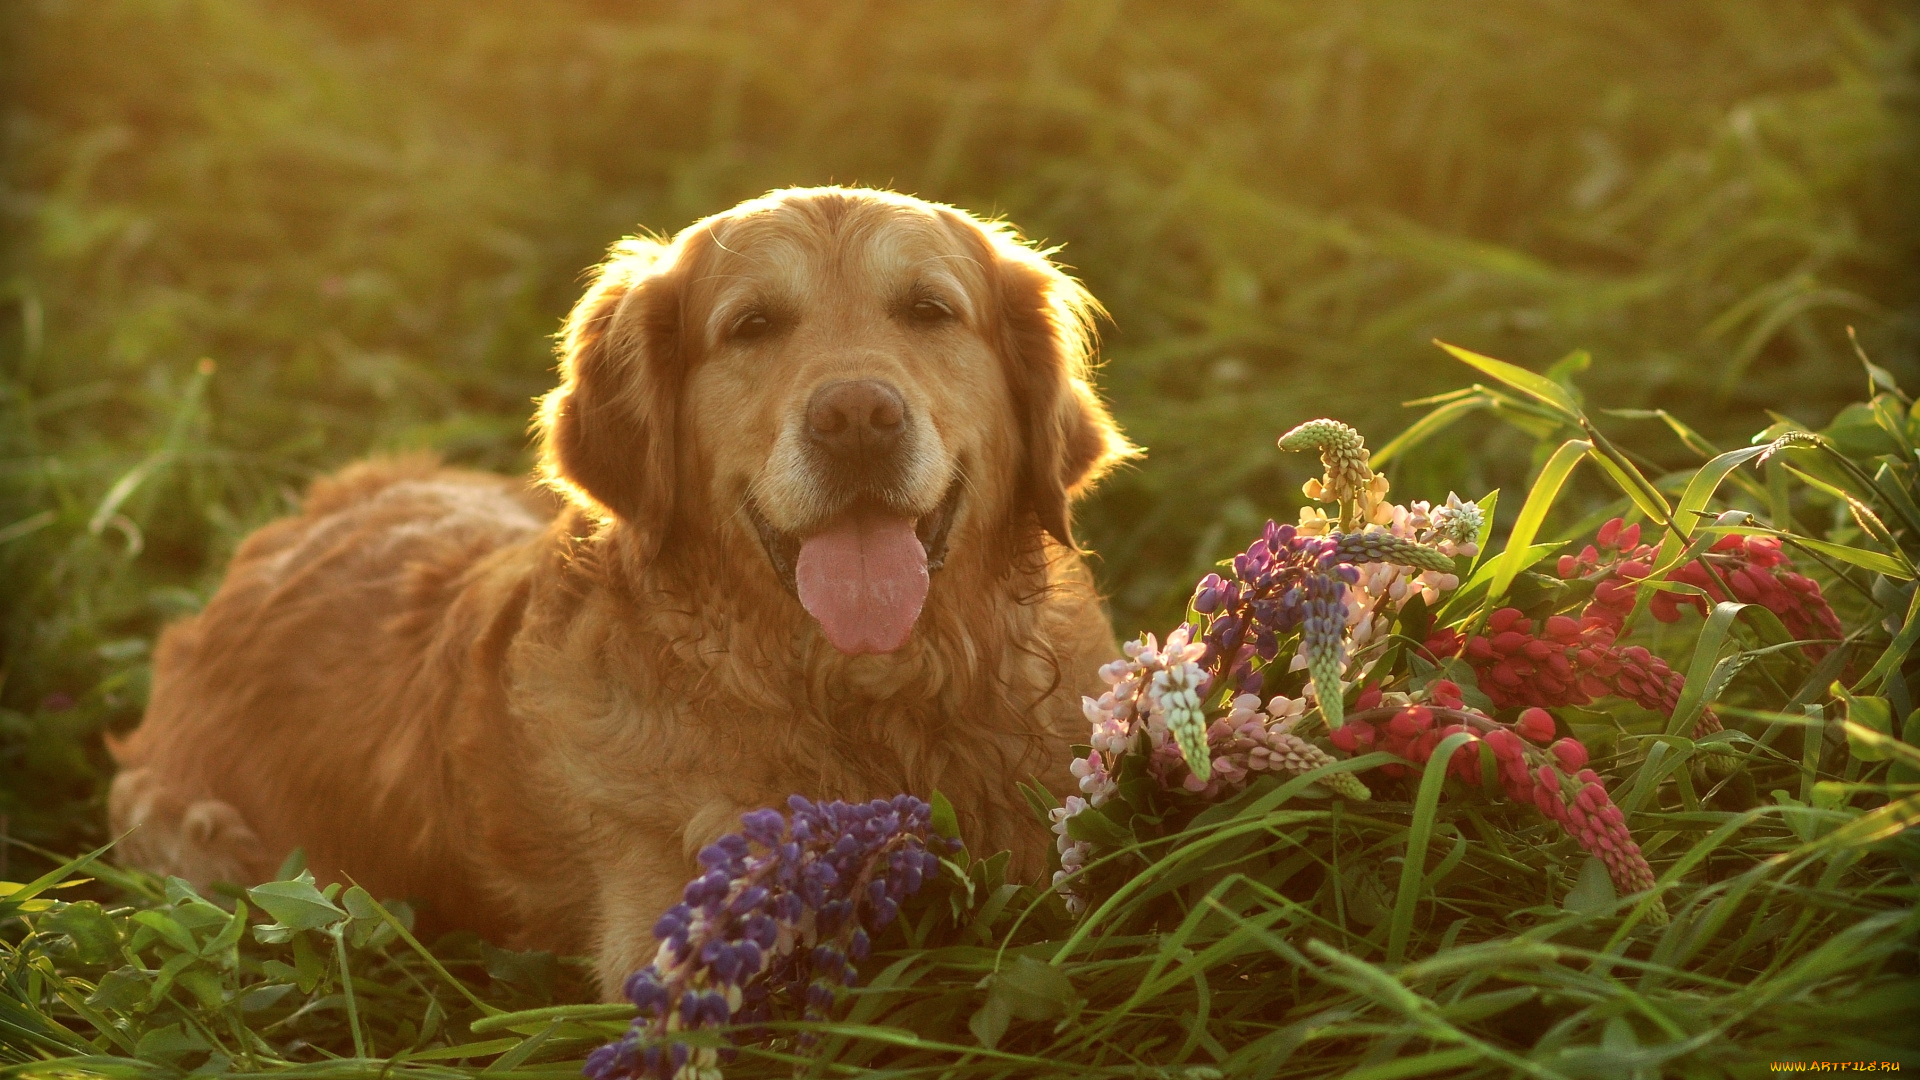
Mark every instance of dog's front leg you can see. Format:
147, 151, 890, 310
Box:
591, 857, 693, 1001
588, 798, 756, 1001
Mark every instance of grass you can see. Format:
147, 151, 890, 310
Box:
3, 1, 1920, 1076
10, 354, 1919, 1079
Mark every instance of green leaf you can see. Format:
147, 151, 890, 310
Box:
1836, 683, 1895, 763
469, 1003, 640, 1035
1871, 394, 1915, 458
928, 789, 962, 843
1781, 463, 1901, 550
1852, 327, 1909, 403
40, 901, 120, 965
247, 871, 347, 932
175, 968, 228, 1011
86, 966, 148, 1013
1063, 804, 1133, 849
1017, 780, 1059, 827
1489, 439, 1589, 601
1434, 340, 1583, 420
131, 910, 200, 955
146, 950, 198, 1007
342, 884, 380, 921
343, 887, 396, 949
1544, 348, 1592, 392
484, 944, 560, 1002
1893, 711, 1920, 787
237, 983, 295, 1013
985, 955, 1078, 1022
967, 992, 1011, 1049
1772, 790, 1819, 844
1811, 780, 1852, 813
1871, 461, 1920, 540
275, 847, 308, 881
133, 1021, 211, 1065
1857, 584, 1920, 694
291, 929, 324, 992
1452, 542, 1563, 608
1604, 407, 1724, 458
0, 839, 115, 918
481, 1018, 563, 1073
1564, 855, 1617, 916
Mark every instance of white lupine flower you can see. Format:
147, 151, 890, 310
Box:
1070, 751, 1117, 805
1150, 657, 1212, 780
1225, 693, 1262, 726
1265, 695, 1306, 723
1428, 491, 1484, 546
1049, 795, 1089, 855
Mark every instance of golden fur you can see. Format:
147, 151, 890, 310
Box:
108, 187, 1133, 995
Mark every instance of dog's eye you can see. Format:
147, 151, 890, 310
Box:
731, 311, 775, 340
908, 297, 954, 325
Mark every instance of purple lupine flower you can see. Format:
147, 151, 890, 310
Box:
585, 796, 954, 1080
1186, 522, 1446, 729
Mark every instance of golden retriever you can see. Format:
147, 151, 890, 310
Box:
107, 186, 1133, 994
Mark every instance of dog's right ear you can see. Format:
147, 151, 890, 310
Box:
537, 239, 682, 557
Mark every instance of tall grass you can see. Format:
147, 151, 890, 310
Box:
6, 352, 1919, 1075
2, 3, 1919, 1074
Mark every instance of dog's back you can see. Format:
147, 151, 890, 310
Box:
109, 455, 551, 933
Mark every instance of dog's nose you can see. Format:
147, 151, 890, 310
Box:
806, 380, 906, 462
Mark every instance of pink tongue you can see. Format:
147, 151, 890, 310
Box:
795, 509, 929, 655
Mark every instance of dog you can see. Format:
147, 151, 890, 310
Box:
107, 187, 1134, 995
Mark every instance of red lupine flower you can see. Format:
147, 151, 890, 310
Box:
1561, 520, 1842, 656
1423, 627, 1464, 660
1335, 697, 1659, 902
1456, 605, 1714, 737
1550, 737, 1588, 771
1329, 720, 1375, 753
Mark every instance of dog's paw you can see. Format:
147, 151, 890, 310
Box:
107, 767, 270, 889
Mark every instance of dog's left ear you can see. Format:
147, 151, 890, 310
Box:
996, 253, 1135, 551
536, 237, 685, 558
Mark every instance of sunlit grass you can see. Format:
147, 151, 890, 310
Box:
3, 2, 1919, 1076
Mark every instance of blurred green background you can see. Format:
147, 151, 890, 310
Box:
2, 0, 1916, 859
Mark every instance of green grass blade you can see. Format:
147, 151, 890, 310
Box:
1667, 602, 1748, 737
1372, 395, 1489, 468
1434, 340, 1583, 421
1649, 444, 1771, 568
1587, 448, 1673, 526
1489, 439, 1590, 601
1855, 586, 1920, 694
1387, 731, 1477, 965
1789, 536, 1912, 579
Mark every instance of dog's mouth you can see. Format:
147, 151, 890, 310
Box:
748, 478, 962, 655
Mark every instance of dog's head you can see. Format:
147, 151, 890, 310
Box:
538, 187, 1133, 655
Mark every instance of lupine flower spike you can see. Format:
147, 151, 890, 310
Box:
1052, 492, 1462, 911
1330, 683, 1661, 913
1279, 418, 1380, 529
586, 797, 952, 1080
1052, 429, 1676, 927
1429, 518, 1842, 740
